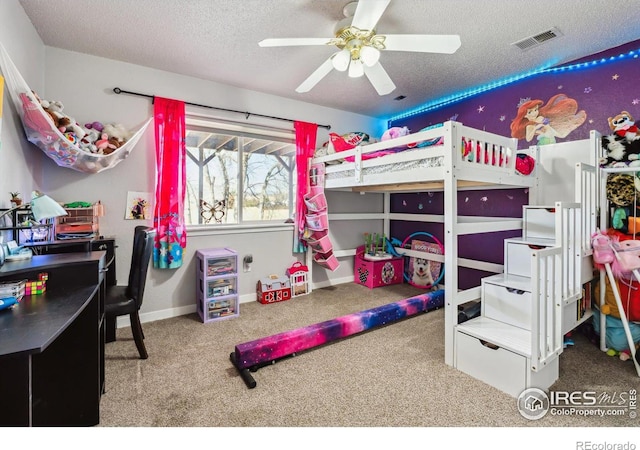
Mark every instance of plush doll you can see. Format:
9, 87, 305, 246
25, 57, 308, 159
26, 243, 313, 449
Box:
608, 111, 639, 140
95, 132, 117, 154
381, 126, 410, 141
600, 133, 640, 167
19, 92, 58, 142
103, 123, 132, 144
84, 121, 104, 133
39, 98, 87, 140
78, 128, 100, 153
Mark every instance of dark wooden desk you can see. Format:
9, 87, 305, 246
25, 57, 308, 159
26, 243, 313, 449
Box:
23, 237, 117, 287
0, 252, 105, 426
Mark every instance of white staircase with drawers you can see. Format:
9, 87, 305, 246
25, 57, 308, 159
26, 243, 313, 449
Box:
455, 202, 593, 397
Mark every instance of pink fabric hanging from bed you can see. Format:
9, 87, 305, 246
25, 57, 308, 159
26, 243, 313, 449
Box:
294, 121, 318, 253
153, 97, 187, 269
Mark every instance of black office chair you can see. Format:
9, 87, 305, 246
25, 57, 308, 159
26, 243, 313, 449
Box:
105, 225, 155, 359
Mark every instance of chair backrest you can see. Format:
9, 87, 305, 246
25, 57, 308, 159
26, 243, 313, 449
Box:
126, 226, 155, 308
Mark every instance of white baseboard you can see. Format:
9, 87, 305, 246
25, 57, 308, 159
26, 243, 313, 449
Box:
117, 277, 352, 328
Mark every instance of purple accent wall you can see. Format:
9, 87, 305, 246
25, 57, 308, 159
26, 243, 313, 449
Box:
389, 40, 640, 146
386, 40, 640, 289
390, 189, 528, 289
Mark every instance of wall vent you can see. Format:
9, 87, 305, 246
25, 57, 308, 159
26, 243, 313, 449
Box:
512, 27, 563, 51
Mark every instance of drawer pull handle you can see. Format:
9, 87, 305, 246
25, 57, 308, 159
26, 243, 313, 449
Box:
480, 340, 500, 350
506, 287, 525, 295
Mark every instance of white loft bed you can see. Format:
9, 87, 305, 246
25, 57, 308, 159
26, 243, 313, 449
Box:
307, 121, 636, 386
309, 120, 539, 366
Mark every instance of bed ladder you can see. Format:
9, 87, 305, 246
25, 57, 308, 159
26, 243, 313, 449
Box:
454, 201, 586, 397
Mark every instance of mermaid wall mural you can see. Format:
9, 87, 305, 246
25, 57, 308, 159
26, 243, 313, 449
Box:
509, 94, 587, 145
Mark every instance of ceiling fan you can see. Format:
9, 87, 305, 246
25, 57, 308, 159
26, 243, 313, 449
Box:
258, 0, 461, 96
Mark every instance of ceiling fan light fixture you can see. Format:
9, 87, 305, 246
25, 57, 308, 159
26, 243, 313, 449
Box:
332, 49, 351, 71
259, 0, 459, 96
360, 45, 380, 67
348, 58, 364, 78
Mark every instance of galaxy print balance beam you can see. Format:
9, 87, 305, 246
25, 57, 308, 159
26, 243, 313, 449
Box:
230, 290, 445, 388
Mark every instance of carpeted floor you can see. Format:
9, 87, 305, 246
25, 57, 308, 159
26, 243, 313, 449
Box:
98, 283, 639, 429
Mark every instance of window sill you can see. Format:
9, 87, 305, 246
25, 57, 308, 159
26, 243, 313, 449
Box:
187, 222, 294, 236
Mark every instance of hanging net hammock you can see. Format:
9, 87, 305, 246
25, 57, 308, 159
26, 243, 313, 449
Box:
0, 43, 151, 174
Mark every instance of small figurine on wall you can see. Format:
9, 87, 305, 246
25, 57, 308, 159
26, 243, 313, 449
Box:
9, 192, 22, 207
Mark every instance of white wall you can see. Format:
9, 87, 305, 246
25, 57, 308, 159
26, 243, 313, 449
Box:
1, 0, 383, 325
0, 0, 46, 219
534, 139, 595, 205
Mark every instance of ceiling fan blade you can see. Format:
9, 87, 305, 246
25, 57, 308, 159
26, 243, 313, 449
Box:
296, 57, 335, 93
381, 34, 462, 53
259, 38, 333, 47
351, 0, 391, 31
364, 62, 396, 96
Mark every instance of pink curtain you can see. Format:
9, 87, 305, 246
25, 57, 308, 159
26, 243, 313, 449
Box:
293, 121, 318, 252
153, 97, 187, 269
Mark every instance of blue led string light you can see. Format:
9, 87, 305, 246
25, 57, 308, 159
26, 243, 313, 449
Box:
387, 48, 639, 123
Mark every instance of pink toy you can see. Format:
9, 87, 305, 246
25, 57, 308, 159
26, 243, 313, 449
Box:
592, 230, 640, 280
591, 231, 615, 266
19, 92, 58, 142
381, 126, 410, 141
327, 132, 357, 152
95, 133, 116, 152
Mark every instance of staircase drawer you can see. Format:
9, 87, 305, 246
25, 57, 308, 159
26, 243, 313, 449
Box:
523, 206, 556, 240
483, 281, 532, 330
455, 330, 527, 398
505, 241, 551, 278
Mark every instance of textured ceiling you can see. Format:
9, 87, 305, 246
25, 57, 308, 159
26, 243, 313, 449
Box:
18, 0, 640, 119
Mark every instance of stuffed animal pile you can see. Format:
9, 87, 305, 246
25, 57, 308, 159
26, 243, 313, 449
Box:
32, 91, 133, 155
600, 110, 640, 168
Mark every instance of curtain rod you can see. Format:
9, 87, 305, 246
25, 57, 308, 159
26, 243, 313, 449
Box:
113, 87, 331, 130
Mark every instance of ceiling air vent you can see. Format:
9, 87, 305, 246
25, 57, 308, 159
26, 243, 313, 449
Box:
512, 27, 563, 51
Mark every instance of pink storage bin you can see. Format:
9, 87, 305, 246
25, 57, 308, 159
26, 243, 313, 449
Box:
313, 251, 340, 271
305, 231, 333, 253
353, 248, 404, 289
306, 211, 328, 231
304, 190, 327, 212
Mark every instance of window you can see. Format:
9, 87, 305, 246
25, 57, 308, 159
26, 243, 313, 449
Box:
184, 116, 297, 227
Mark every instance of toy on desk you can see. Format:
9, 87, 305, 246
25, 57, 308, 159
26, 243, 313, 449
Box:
0, 279, 26, 311
363, 232, 393, 261
25, 273, 48, 296
3, 240, 33, 261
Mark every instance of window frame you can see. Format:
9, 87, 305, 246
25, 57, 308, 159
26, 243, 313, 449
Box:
184, 114, 297, 230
